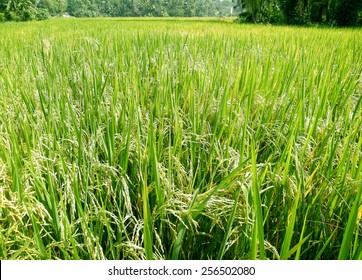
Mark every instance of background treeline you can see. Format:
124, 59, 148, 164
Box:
236, 0, 362, 26
0, 0, 235, 22
0, 1, 361, 29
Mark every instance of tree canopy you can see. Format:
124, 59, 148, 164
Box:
235, 0, 362, 26
0, 0, 361, 26
0, 0, 235, 22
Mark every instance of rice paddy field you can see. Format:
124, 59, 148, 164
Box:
0, 18, 361, 260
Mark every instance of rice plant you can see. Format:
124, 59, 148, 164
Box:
0, 18, 361, 260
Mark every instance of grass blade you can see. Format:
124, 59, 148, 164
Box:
338, 183, 362, 260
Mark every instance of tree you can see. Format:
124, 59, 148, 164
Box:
333, 0, 362, 26
235, 0, 362, 26
309, 0, 328, 23
278, 0, 306, 24
37, 0, 67, 16
66, 0, 100, 17
1, 0, 38, 20
236, 0, 261, 22
235, 0, 283, 23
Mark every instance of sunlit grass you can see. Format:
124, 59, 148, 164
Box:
0, 18, 361, 260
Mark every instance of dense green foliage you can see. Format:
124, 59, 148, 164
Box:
0, 18, 361, 260
1, 0, 361, 26
0, 0, 49, 21
0, 0, 234, 21
236, 0, 362, 26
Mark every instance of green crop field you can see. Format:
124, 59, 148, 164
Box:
0, 18, 361, 260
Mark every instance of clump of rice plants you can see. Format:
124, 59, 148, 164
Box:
0, 18, 361, 260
